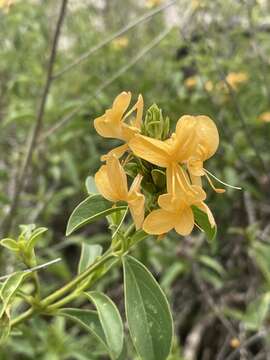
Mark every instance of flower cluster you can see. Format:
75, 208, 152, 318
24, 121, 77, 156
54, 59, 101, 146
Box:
93, 91, 230, 237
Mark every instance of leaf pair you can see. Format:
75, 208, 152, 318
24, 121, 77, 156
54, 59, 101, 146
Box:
59, 291, 123, 360
60, 256, 173, 360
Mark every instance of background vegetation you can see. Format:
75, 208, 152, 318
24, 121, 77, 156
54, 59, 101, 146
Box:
1, 0, 270, 358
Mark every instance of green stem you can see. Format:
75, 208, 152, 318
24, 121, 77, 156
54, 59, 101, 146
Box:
11, 250, 114, 327
40, 250, 114, 308
47, 257, 120, 312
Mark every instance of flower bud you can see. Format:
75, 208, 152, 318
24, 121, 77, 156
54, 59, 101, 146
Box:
141, 104, 170, 140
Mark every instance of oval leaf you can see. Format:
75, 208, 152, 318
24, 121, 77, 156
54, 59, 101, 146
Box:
123, 255, 173, 360
78, 244, 103, 274
66, 194, 126, 236
26, 227, 48, 252
0, 272, 26, 318
58, 308, 108, 351
0, 239, 18, 252
84, 291, 124, 359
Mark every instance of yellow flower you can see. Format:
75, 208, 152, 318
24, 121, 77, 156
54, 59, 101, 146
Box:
0, 0, 14, 12
94, 91, 143, 160
143, 165, 215, 236
184, 76, 197, 89
258, 111, 270, 123
204, 80, 214, 92
95, 155, 145, 229
145, 0, 162, 8
129, 115, 222, 192
111, 36, 129, 50
225, 72, 248, 90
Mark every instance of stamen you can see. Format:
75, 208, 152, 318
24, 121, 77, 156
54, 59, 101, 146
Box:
194, 222, 204, 232
177, 165, 197, 195
204, 172, 226, 193
204, 168, 242, 190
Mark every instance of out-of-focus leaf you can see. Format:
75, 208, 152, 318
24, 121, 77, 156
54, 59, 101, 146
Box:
0, 238, 19, 252
160, 262, 186, 290
199, 255, 225, 276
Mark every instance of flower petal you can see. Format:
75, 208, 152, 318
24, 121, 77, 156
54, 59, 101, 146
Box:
128, 193, 145, 230
143, 209, 177, 235
107, 155, 128, 200
94, 113, 122, 139
194, 115, 219, 160
94, 165, 118, 202
174, 207, 194, 236
132, 94, 144, 129
158, 193, 181, 212
112, 91, 131, 120
129, 134, 172, 168
174, 115, 198, 161
101, 144, 129, 162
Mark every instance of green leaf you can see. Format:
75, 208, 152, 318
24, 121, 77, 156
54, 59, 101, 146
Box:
199, 255, 225, 276
78, 244, 103, 274
0, 238, 19, 252
129, 229, 149, 247
123, 256, 173, 360
0, 272, 26, 318
84, 291, 124, 359
85, 176, 98, 195
26, 227, 48, 252
192, 206, 217, 241
0, 311, 10, 344
58, 308, 108, 351
66, 194, 126, 236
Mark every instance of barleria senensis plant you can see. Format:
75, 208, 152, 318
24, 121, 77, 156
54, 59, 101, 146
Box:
0, 91, 241, 359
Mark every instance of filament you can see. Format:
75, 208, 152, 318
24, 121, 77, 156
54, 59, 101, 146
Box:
204, 168, 242, 190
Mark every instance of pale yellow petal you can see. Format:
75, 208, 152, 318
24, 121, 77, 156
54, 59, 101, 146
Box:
189, 174, 203, 187
112, 91, 131, 120
94, 113, 122, 139
94, 165, 118, 202
107, 155, 128, 200
187, 158, 204, 176
158, 193, 181, 212
143, 209, 177, 235
121, 123, 139, 141
194, 115, 219, 160
174, 207, 194, 236
133, 94, 144, 129
100, 144, 129, 162
128, 193, 145, 229
129, 134, 172, 168
174, 116, 198, 161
